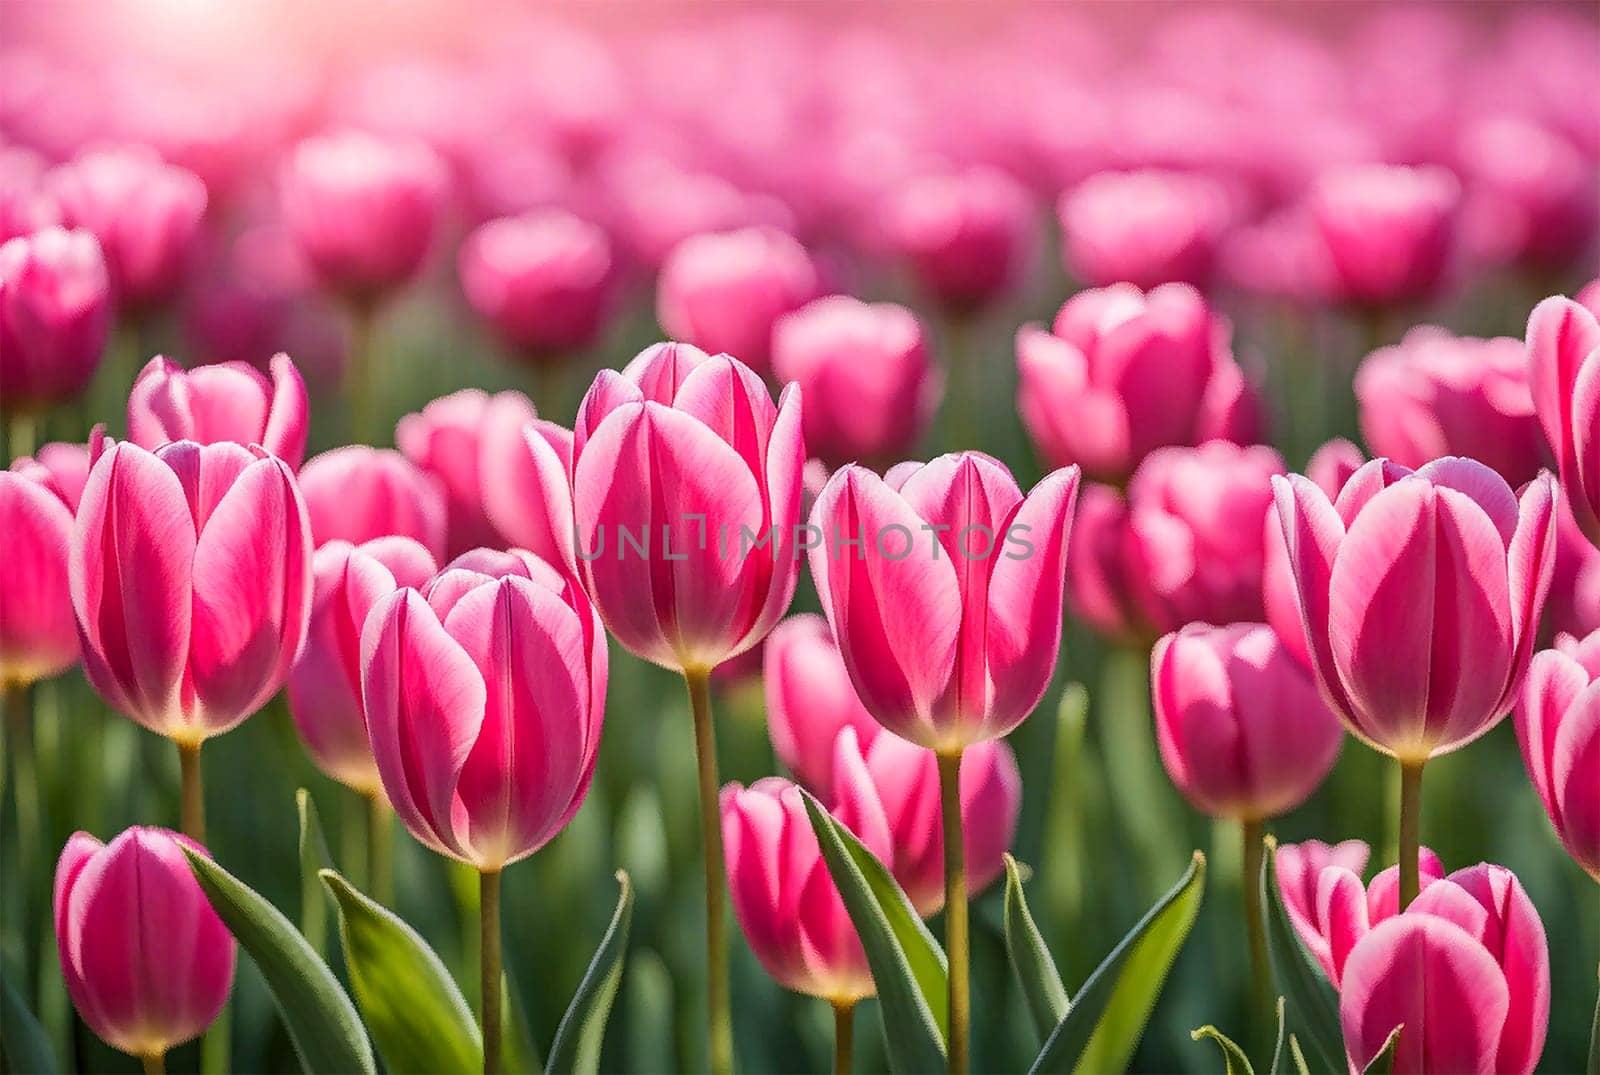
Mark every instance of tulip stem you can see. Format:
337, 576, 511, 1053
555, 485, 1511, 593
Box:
346, 305, 378, 445
937, 749, 970, 1075
3, 684, 40, 995
684, 667, 734, 1075
1240, 818, 1271, 1040
1587, 966, 1599, 1075
367, 792, 394, 906
943, 315, 979, 454
1397, 757, 1425, 909
480, 868, 502, 1075
6, 410, 37, 462
140, 1049, 166, 1075
177, 739, 205, 844
832, 999, 855, 1075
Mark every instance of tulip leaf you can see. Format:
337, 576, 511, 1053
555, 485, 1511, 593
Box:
182, 848, 376, 1075
1261, 838, 1344, 1074
1029, 850, 1206, 1075
296, 788, 334, 956
1588, 990, 1599, 1075
1360, 1024, 1402, 1074
1190, 1024, 1254, 1075
1289, 1035, 1312, 1075
319, 869, 481, 1075
501, 965, 543, 1075
1, 962, 57, 1075
802, 791, 948, 1074
1003, 853, 1069, 1040
1268, 997, 1288, 1075
547, 870, 634, 1075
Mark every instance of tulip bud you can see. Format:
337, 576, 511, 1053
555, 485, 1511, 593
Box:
0, 464, 78, 686
72, 438, 313, 742
1262, 439, 1365, 667
127, 353, 309, 469
1525, 290, 1600, 545
1516, 630, 1600, 879
885, 167, 1034, 314
763, 614, 884, 798
1548, 497, 1600, 638
0, 226, 111, 410
54, 828, 235, 1060
9, 441, 91, 513
1057, 169, 1231, 290
1309, 163, 1460, 309
297, 446, 448, 562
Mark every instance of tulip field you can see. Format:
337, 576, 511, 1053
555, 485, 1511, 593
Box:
3, 4, 1600, 1074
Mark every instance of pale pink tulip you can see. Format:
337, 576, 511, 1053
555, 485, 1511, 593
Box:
0, 463, 78, 686
763, 614, 883, 798
1458, 116, 1597, 274
0, 226, 111, 410
1263, 439, 1365, 667
1548, 496, 1600, 639
297, 446, 448, 562
885, 167, 1034, 314
127, 353, 308, 469
1057, 169, 1231, 290
1310, 163, 1460, 309
0, 146, 58, 243
1525, 291, 1600, 545
1516, 630, 1600, 879
8, 441, 91, 512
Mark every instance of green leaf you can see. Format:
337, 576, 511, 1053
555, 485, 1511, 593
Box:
1191, 1024, 1254, 1075
296, 788, 334, 956
1003, 853, 1069, 1040
547, 870, 634, 1075
1289, 1035, 1312, 1075
1030, 850, 1206, 1074
1, 962, 57, 1074
1261, 838, 1344, 1074
802, 792, 947, 1074
501, 965, 542, 1075
1268, 998, 1288, 1075
320, 869, 481, 1075
182, 848, 375, 1075
1361, 1024, 1403, 1074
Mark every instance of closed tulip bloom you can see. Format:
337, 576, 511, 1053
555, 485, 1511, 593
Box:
279, 131, 448, 308
1309, 163, 1460, 309
0, 226, 111, 410
771, 295, 940, 471
656, 227, 818, 375
1016, 283, 1260, 484
1356, 328, 1547, 487
297, 446, 448, 562
288, 537, 437, 795
885, 166, 1035, 314
809, 452, 1080, 751
1458, 116, 1597, 273
459, 209, 613, 363
1525, 292, 1600, 545
1548, 497, 1600, 638
71, 437, 312, 742
360, 551, 606, 870
0, 147, 59, 243
571, 343, 803, 673
0, 464, 78, 686
1272, 838, 1371, 976
764, 614, 883, 797
48, 145, 207, 312
127, 353, 309, 469
1057, 169, 1231, 290
9, 441, 91, 512
478, 410, 576, 571
54, 828, 235, 1063
1516, 630, 1600, 879
1274, 457, 1558, 761
1263, 439, 1365, 667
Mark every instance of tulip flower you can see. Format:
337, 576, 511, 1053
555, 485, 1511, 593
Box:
0, 226, 111, 416
9, 441, 90, 512
1525, 291, 1600, 546
655, 226, 819, 376
1548, 496, 1600, 639
570, 342, 802, 1075
297, 446, 448, 562
1056, 169, 1231, 290
1309, 163, 1460, 310
54, 828, 235, 1070
884, 166, 1034, 315
1515, 630, 1600, 879
127, 353, 309, 469
0, 464, 78, 689
361, 549, 605, 1074
1274, 457, 1557, 905
1016, 283, 1260, 485
477, 411, 575, 571
771, 295, 940, 471
1356, 327, 1547, 487
763, 614, 884, 798
809, 451, 1078, 1073
47, 145, 208, 314
1458, 116, 1597, 274
1263, 439, 1365, 668
0, 146, 58, 244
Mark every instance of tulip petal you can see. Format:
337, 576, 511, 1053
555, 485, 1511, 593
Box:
261, 354, 309, 468
1272, 474, 1357, 721
1551, 680, 1600, 876
481, 420, 576, 568
0, 471, 78, 683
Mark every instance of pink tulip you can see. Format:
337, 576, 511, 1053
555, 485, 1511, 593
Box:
1525, 291, 1600, 545
770, 295, 939, 471
458, 209, 613, 364
1516, 630, 1600, 879
1309, 163, 1460, 309
9, 441, 91, 513
1274, 457, 1557, 760
1056, 169, 1231, 290
288, 537, 438, 795
1067, 442, 1285, 643
0, 226, 111, 410
279, 131, 448, 308
1273, 838, 1371, 976
1356, 328, 1548, 487
478, 409, 575, 571
764, 614, 884, 798
360, 550, 606, 870
0, 147, 59, 244
809, 452, 1080, 751
1263, 439, 1366, 667
0, 463, 78, 686
655, 227, 819, 376
48, 145, 208, 312
571, 343, 803, 673
1152, 623, 1343, 821
1458, 116, 1596, 274
1548, 496, 1600, 639
885, 167, 1035, 314
721, 776, 880, 1004
1016, 283, 1260, 485
54, 828, 235, 1060
127, 353, 309, 469
71, 437, 312, 742
297, 446, 448, 563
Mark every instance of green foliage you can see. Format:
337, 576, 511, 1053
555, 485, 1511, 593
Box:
1260, 839, 1344, 1074
547, 870, 634, 1075
1003, 853, 1069, 1040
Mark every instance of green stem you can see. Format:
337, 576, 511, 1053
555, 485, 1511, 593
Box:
1101, 647, 1187, 892
178, 739, 205, 844
4, 684, 40, 997
684, 667, 734, 1075
1588, 965, 1599, 1075
140, 1049, 166, 1075
200, 1003, 232, 1075
480, 868, 502, 1075
346, 305, 378, 445
1397, 758, 1425, 910
530, 360, 567, 424
7, 411, 38, 462
943, 315, 979, 454
832, 999, 855, 1075
1241, 818, 1271, 1047
938, 750, 970, 1075
368, 793, 395, 907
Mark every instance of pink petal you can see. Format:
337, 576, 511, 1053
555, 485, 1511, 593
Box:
481, 420, 576, 569
1272, 474, 1357, 721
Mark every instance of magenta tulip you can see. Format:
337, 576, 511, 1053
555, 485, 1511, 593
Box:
297, 446, 448, 562
0, 463, 77, 687
477, 409, 575, 572
54, 828, 235, 1064
288, 537, 438, 795
763, 614, 884, 798
1309, 163, 1460, 309
885, 167, 1034, 314
1458, 116, 1597, 274
1548, 497, 1600, 639
655, 226, 819, 376
1056, 169, 1231, 290
1516, 630, 1600, 879
127, 353, 309, 469
0, 146, 58, 244
1525, 292, 1600, 545
0, 226, 111, 411
770, 295, 940, 471
1273, 838, 1372, 978
9, 441, 91, 513
1263, 439, 1365, 667
1016, 283, 1260, 485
